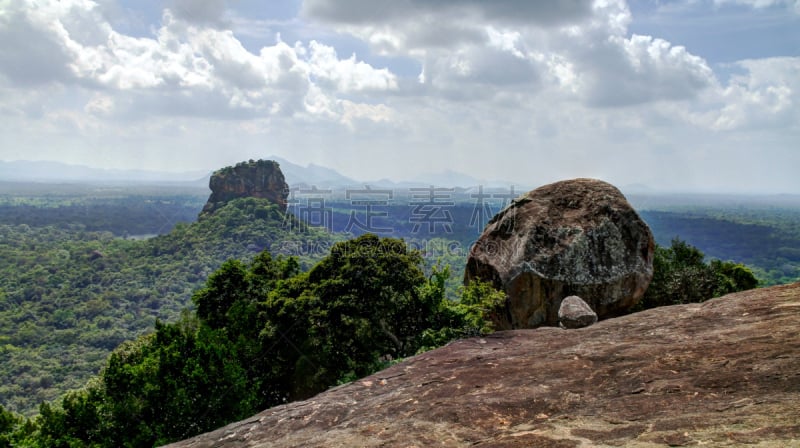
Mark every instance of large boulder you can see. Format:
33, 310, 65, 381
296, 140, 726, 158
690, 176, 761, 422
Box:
202, 160, 289, 215
465, 178, 654, 329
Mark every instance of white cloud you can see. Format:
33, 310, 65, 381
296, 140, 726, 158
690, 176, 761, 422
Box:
0, 0, 797, 193
339, 100, 393, 127
0, 0, 397, 126
307, 41, 397, 92
84, 93, 115, 116
306, 0, 712, 109
712, 57, 799, 130
301, 0, 601, 57
0, 1, 77, 86
576, 34, 715, 107
713, 0, 800, 13
418, 44, 543, 102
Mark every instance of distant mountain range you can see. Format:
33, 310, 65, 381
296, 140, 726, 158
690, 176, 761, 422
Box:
0, 159, 521, 190
270, 157, 520, 189
14, 159, 757, 197
0, 160, 209, 185
4, 159, 798, 197
268, 156, 359, 187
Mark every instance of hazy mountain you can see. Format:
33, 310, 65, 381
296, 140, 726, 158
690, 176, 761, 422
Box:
365, 170, 522, 190
0, 160, 208, 184
268, 157, 521, 190
410, 169, 484, 187
0, 158, 360, 189
0, 159, 535, 192
268, 156, 359, 187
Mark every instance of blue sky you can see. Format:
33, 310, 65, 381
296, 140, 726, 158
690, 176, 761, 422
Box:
0, 0, 798, 192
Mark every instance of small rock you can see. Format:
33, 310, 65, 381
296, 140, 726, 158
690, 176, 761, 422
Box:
559, 296, 598, 329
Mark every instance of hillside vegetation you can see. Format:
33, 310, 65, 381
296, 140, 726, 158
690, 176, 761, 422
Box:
1, 234, 502, 447
0, 197, 331, 415
640, 208, 800, 285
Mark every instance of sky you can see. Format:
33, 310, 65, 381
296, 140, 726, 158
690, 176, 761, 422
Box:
0, 0, 798, 193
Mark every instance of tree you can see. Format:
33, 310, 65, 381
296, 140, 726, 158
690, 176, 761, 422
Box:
99, 317, 255, 447
711, 259, 759, 296
299, 234, 429, 394
260, 236, 505, 400
418, 266, 506, 352
0, 405, 20, 448
639, 238, 759, 310
31, 384, 105, 448
192, 260, 248, 329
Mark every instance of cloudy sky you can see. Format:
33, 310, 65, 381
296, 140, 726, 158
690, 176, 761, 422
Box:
0, 0, 798, 192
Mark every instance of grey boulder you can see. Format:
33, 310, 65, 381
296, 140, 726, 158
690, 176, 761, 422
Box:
559, 295, 598, 329
465, 178, 654, 329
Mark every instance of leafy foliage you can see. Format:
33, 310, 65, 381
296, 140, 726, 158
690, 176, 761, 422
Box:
0, 405, 21, 448
417, 268, 506, 352
0, 234, 500, 447
637, 238, 759, 310
0, 198, 332, 416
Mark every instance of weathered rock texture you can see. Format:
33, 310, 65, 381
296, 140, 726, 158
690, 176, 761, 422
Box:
558, 295, 597, 329
202, 160, 289, 215
465, 178, 654, 329
165, 283, 800, 448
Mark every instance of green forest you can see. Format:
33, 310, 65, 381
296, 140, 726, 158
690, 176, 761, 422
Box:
0, 180, 795, 447
2, 234, 503, 447
639, 208, 800, 285
0, 193, 333, 414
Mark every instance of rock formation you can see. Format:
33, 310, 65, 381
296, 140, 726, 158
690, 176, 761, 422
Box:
165, 283, 800, 448
465, 178, 654, 329
201, 160, 289, 215
558, 295, 597, 329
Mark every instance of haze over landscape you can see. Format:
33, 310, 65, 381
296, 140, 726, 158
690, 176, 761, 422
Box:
1, 0, 798, 193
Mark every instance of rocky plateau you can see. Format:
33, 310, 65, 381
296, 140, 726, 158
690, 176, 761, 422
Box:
202, 160, 289, 215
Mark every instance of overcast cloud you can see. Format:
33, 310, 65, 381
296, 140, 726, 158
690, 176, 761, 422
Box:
0, 0, 797, 192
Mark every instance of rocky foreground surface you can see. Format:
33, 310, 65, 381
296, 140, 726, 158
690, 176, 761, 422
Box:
166, 283, 800, 447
